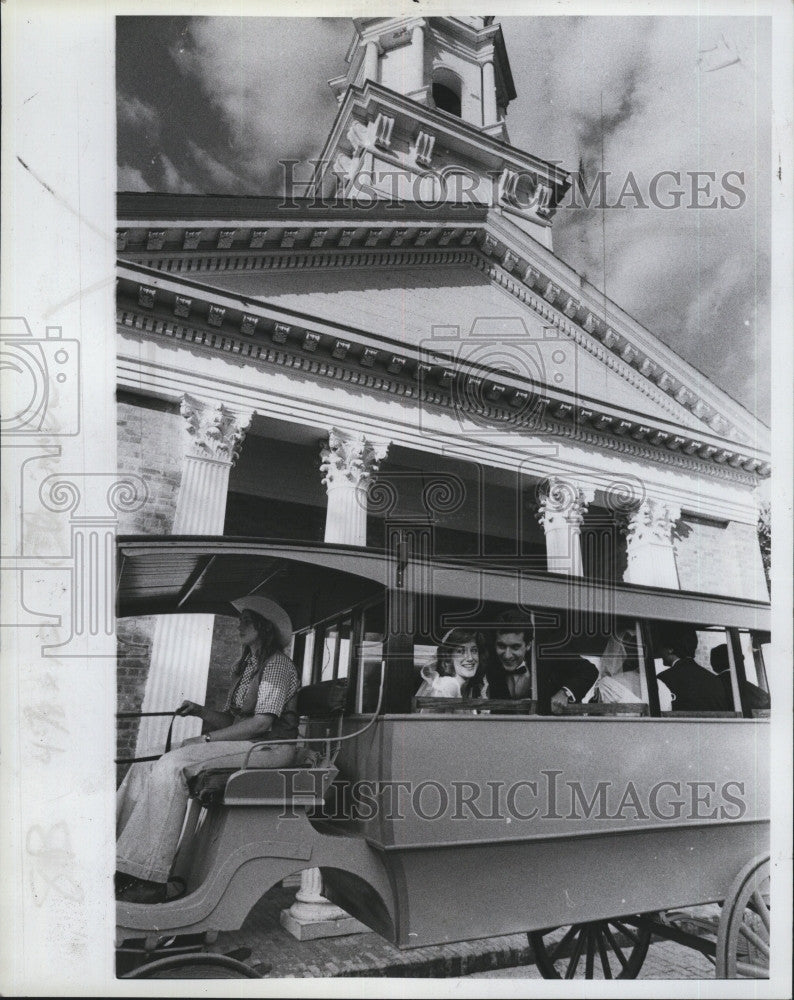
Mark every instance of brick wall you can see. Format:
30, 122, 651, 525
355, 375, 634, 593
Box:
117, 393, 184, 773
674, 517, 769, 601
728, 520, 770, 599
205, 616, 241, 712
117, 392, 183, 535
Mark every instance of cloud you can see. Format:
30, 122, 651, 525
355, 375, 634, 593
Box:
185, 139, 249, 194
117, 93, 160, 137
158, 154, 201, 194
117, 163, 151, 192
170, 17, 349, 190
500, 15, 771, 419
680, 254, 771, 415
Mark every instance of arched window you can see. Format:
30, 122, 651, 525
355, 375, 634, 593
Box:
432, 81, 461, 118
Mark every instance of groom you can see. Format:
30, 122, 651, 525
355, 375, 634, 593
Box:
486, 610, 598, 714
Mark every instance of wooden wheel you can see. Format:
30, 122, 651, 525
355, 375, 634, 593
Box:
529, 917, 651, 979
715, 854, 770, 979
121, 952, 265, 978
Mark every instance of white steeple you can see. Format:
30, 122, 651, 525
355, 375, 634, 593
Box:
330, 16, 516, 141
317, 16, 570, 250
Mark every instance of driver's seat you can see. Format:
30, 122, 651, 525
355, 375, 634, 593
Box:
186, 678, 348, 806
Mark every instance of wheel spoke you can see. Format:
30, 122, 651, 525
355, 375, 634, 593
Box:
612, 920, 639, 945
565, 928, 587, 979
738, 921, 770, 958
602, 924, 629, 970
751, 889, 771, 932
549, 925, 579, 963
532, 916, 650, 981
595, 927, 613, 979
716, 857, 772, 980
585, 926, 595, 978
735, 958, 770, 979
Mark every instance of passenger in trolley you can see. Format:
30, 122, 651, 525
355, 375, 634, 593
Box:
595, 626, 673, 710
115, 596, 299, 904
415, 627, 489, 700
709, 643, 771, 711
655, 625, 732, 712
485, 610, 598, 713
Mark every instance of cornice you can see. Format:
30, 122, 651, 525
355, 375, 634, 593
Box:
115, 265, 768, 485
355, 16, 426, 51
116, 201, 766, 452
424, 21, 492, 63
313, 81, 570, 195
116, 352, 763, 527
116, 192, 487, 225
119, 245, 478, 275
471, 255, 691, 427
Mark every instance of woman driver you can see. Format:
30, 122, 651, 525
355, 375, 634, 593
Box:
116, 596, 299, 904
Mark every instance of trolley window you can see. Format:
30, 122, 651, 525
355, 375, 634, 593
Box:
734, 629, 771, 714
648, 622, 741, 717
571, 617, 648, 708
294, 630, 315, 688
736, 630, 767, 689
355, 601, 386, 714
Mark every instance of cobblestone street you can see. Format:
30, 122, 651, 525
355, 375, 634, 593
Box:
211, 885, 720, 980
465, 939, 715, 979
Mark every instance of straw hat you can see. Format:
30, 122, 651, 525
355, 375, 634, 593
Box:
231, 596, 293, 649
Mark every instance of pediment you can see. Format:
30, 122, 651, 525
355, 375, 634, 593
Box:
185, 260, 706, 433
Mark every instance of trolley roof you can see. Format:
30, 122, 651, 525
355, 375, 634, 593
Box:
116, 536, 770, 634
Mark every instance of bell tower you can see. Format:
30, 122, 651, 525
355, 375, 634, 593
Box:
315, 17, 570, 250
329, 16, 515, 141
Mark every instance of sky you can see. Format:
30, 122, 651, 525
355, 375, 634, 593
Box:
116, 15, 772, 422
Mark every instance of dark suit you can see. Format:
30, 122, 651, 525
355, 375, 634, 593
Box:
709, 644, 771, 711
717, 671, 771, 711
488, 655, 598, 715
657, 657, 731, 712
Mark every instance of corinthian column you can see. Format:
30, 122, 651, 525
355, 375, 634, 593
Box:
134, 396, 250, 756
320, 428, 389, 546
281, 427, 387, 941
537, 478, 593, 576
623, 498, 681, 589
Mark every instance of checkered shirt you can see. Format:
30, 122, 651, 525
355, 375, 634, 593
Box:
224, 650, 299, 718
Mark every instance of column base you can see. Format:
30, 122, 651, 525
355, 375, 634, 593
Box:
279, 904, 368, 941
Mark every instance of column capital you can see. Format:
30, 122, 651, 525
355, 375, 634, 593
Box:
180, 395, 251, 464
536, 477, 593, 530
623, 497, 682, 544
320, 428, 389, 491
